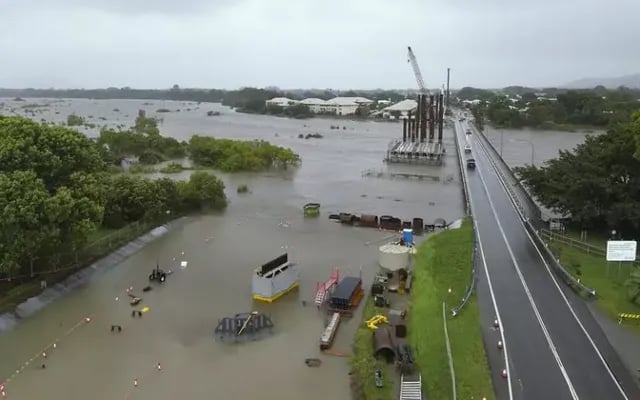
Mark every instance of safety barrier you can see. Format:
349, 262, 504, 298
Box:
472, 123, 596, 297
450, 121, 478, 317
618, 313, 640, 324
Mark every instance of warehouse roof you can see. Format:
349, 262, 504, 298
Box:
300, 98, 326, 105
384, 99, 418, 112
325, 97, 373, 105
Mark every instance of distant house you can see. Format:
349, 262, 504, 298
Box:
461, 99, 481, 106
293, 96, 374, 116
265, 97, 298, 108
324, 97, 373, 115
299, 98, 328, 113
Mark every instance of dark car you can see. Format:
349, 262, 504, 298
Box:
466, 158, 476, 169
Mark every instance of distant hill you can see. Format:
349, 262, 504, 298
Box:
563, 73, 640, 89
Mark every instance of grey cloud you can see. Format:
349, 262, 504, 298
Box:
0, 0, 638, 89
4, 0, 237, 15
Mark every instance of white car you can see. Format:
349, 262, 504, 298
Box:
464, 144, 472, 153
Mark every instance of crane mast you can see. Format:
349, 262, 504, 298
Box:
407, 46, 427, 94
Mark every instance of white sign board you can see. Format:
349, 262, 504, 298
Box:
606, 240, 637, 262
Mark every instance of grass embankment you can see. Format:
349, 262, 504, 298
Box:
349, 296, 396, 400
409, 219, 495, 400
548, 239, 640, 334
0, 220, 162, 314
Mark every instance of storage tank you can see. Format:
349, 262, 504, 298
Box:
402, 228, 414, 245
378, 243, 411, 271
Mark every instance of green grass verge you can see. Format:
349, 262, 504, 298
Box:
562, 229, 608, 249
409, 219, 495, 400
549, 241, 640, 334
349, 296, 396, 400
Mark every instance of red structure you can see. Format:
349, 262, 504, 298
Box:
314, 268, 340, 307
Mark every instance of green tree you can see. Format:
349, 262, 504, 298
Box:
187, 136, 300, 172
515, 118, 640, 233
102, 175, 161, 228
66, 114, 84, 126
0, 117, 104, 190
0, 171, 50, 274
178, 171, 227, 211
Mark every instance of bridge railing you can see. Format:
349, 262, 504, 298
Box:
472, 123, 596, 297
450, 120, 477, 317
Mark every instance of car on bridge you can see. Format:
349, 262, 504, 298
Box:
464, 143, 472, 153
466, 158, 476, 169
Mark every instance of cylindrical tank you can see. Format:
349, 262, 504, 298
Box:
402, 229, 413, 245
360, 214, 379, 228
378, 243, 410, 271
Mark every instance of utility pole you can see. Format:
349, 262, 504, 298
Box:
446, 68, 451, 108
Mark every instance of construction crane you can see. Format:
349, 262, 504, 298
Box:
407, 46, 428, 95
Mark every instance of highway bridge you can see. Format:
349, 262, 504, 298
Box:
453, 114, 640, 400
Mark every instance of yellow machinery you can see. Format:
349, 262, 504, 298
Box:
366, 314, 389, 330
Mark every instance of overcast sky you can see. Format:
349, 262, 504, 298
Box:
1, 0, 638, 90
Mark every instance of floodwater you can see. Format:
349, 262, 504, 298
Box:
0, 98, 466, 400
482, 126, 594, 168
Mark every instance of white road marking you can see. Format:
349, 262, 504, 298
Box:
473, 133, 579, 399
474, 129, 630, 400
454, 120, 514, 400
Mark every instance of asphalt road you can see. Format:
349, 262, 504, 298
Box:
454, 115, 639, 400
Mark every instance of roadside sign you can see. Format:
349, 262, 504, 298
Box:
606, 240, 637, 262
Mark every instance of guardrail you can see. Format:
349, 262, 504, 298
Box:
539, 229, 606, 257
472, 124, 596, 297
453, 121, 471, 216
450, 120, 478, 317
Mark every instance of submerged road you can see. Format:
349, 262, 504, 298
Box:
454, 116, 640, 400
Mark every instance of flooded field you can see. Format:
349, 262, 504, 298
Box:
0, 98, 592, 399
0, 98, 465, 399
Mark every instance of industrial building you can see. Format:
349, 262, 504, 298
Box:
265, 96, 373, 116
376, 99, 418, 120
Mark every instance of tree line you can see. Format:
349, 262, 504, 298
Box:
457, 87, 640, 130
97, 112, 300, 172
0, 86, 407, 112
515, 111, 640, 236
0, 113, 297, 278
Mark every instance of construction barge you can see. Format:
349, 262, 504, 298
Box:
252, 253, 300, 303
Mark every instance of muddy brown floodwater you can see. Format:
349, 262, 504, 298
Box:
0, 98, 467, 400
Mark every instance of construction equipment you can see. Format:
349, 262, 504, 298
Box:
366, 314, 389, 330
149, 263, 168, 283
407, 46, 427, 95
